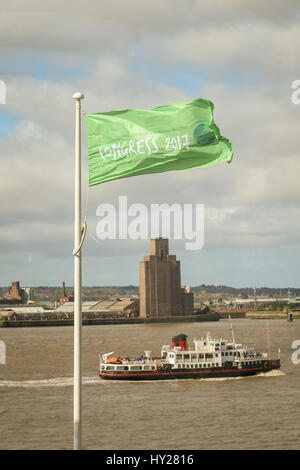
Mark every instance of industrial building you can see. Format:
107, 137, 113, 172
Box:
0, 281, 32, 305
139, 238, 194, 317
55, 298, 139, 318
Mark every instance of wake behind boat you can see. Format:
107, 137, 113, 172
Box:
98, 331, 280, 381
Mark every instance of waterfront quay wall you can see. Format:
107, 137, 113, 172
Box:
246, 311, 300, 319
216, 310, 247, 319
0, 313, 220, 328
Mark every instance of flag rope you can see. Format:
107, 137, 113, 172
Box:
72, 222, 87, 256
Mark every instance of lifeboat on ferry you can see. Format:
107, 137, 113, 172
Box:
106, 356, 121, 364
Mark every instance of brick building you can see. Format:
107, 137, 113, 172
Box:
139, 238, 193, 317
7, 282, 31, 304
59, 282, 74, 305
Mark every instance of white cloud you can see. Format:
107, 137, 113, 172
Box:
0, 1, 299, 286
161, 24, 298, 74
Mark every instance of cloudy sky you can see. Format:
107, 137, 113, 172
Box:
0, 0, 299, 288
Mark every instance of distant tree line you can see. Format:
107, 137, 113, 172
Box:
1, 284, 299, 303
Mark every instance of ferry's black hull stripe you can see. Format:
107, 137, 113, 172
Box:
99, 360, 280, 380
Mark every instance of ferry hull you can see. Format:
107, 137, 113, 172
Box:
99, 359, 280, 381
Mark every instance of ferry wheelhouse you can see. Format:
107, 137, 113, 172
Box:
99, 333, 280, 381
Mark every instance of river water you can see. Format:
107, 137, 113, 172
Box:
0, 319, 299, 450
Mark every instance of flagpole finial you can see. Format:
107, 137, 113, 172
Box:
73, 92, 84, 101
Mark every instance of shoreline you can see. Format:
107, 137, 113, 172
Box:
0, 312, 220, 328
246, 312, 300, 320
1, 312, 299, 328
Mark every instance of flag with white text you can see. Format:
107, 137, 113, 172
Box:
85, 98, 233, 186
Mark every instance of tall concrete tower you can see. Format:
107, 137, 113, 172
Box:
139, 238, 183, 317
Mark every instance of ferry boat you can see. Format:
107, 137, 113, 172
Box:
99, 331, 281, 381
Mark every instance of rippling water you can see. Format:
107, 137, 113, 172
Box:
0, 319, 299, 449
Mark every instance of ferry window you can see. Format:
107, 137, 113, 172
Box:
221, 352, 224, 356
204, 342, 206, 346
107, 366, 115, 370
184, 354, 189, 360
191, 364, 194, 368
178, 364, 181, 368
215, 354, 219, 357
177, 354, 183, 361
203, 364, 206, 368
143, 366, 151, 370
186, 364, 189, 368
212, 363, 214, 367
207, 363, 210, 367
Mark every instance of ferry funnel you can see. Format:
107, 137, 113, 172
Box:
172, 334, 188, 351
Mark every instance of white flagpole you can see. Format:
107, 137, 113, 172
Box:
229, 315, 236, 346
72, 91, 84, 450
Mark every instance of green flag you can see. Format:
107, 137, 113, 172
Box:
85, 98, 233, 186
